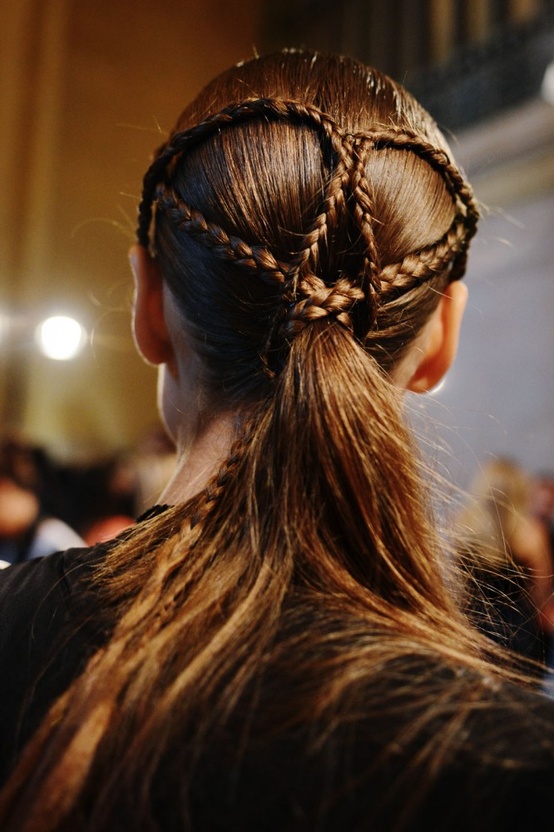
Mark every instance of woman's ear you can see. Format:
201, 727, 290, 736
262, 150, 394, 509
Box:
407, 281, 468, 394
129, 244, 174, 367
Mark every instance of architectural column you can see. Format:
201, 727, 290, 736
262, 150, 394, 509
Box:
465, 0, 492, 42
508, 0, 542, 24
427, 0, 456, 65
0, 0, 70, 428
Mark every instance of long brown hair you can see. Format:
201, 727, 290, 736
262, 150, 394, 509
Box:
0, 50, 514, 831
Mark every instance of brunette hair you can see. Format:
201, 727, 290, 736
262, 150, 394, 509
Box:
0, 50, 517, 831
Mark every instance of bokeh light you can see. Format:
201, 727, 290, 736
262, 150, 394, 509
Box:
36, 315, 86, 361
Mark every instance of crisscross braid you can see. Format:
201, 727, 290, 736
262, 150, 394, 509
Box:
357, 126, 480, 288
136, 98, 479, 364
283, 275, 366, 337
155, 186, 290, 289
137, 97, 351, 249
273, 132, 381, 348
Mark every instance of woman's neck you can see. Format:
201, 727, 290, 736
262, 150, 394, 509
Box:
159, 412, 237, 505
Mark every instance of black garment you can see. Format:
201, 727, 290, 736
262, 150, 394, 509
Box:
464, 562, 546, 666
0, 541, 113, 782
0, 513, 84, 565
1, 533, 554, 830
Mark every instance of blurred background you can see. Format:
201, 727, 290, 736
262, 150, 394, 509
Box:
1, 0, 554, 492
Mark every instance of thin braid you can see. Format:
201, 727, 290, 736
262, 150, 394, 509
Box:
345, 136, 383, 335
357, 126, 479, 218
190, 417, 256, 529
280, 159, 377, 341
286, 128, 353, 283
156, 186, 289, 287
378, 217, 471, 298
343, 126, 479, 303
354, 125, 480, 283
137, 98, 351, 249
349, 136, 381, 285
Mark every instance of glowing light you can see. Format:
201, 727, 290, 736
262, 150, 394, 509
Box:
541, 61, 554, 106
0, 312, 7, 345
36, 315, 86, 360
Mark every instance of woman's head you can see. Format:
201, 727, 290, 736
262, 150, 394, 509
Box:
134, 49, 478, 426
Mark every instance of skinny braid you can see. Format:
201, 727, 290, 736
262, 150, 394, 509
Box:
379, 217, 470, 299
156, 186, 289, 288
357, 127, 479, 215
349, 136, 381, 285
190, 418, 255, 528
137, 98, 351, 248
352, 126, 479, 288
284, 130, 354, 282
275, 134, 381, 347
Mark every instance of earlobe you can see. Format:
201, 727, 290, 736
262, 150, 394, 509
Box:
407, 281, 468, 394
130, 244, 174, 367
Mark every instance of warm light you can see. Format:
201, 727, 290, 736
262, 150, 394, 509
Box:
0, 312, 8, 345
541, 61, 554, 106
36, 315, 86, 360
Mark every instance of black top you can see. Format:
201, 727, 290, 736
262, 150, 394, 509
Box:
0, 541, 111, 782
1, 532, 554, 830
462, 557, 548, 666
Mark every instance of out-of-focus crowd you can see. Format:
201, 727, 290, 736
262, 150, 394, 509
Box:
1, 434, 553, 685
456, 457, 554, 687
0, 429, 176, 566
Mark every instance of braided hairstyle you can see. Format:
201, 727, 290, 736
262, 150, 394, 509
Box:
0, 51, 501, 832
137, 75, 477, 394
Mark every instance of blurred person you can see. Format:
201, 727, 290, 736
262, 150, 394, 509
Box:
130, 425, 176, 515
0, 439, 84, 565
67, 456, 137, 546
457, 457, 554, 667
531, 471, 554, 692
69, 435, 175, 545
0, 50, 554, 831
531, 471, 554, 633
0, 475, 41, 567
531, 471, 554, 550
